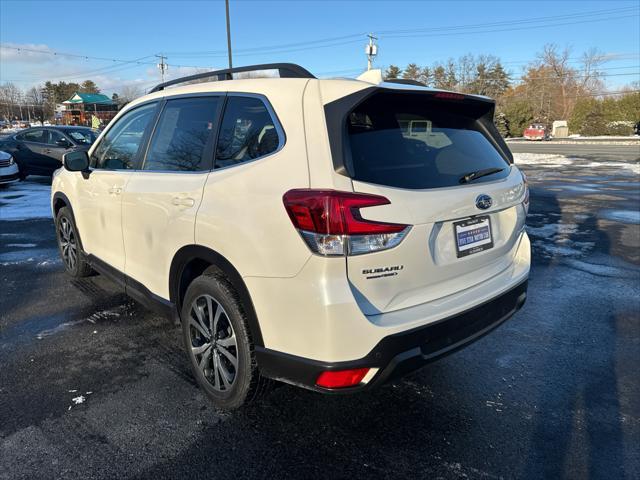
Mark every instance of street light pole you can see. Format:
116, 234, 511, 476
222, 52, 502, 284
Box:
225, 0, 233, 70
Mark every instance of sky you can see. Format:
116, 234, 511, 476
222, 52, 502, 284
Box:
1, 0, 639, 96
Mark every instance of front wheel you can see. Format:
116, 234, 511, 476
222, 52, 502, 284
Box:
55, 207, 93, 277
181, 274, 268, 410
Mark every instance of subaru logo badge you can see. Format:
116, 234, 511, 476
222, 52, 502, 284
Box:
476, 194, 492, 210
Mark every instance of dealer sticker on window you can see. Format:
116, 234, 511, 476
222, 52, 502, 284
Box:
454, 216, 493, 258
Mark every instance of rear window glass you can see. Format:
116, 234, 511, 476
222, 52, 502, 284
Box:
347, 93, 509, 189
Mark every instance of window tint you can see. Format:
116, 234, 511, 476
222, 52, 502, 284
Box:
91, 102, 157, 170
18, 129, 47, 143
215, 96, 280, 169
347, 93, 509, 189
47, 130, 65, 145
143, 97, 220, 171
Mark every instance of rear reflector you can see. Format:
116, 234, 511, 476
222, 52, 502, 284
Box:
316, 368, 370, 389
283, 189, 410, 256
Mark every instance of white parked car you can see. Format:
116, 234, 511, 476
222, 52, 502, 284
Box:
0, 150, 20, 185
51, 64, 530, 410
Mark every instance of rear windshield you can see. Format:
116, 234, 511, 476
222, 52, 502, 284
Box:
347, 93, 510, 189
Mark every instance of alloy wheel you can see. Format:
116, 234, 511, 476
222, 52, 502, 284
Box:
188, 294, 238, 392
58, 217, 77, 270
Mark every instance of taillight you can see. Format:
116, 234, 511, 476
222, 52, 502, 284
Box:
283, 189, 411, 256
316, 368, 370, 388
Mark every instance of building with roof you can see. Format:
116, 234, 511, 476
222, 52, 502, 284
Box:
62, 92, 118, 126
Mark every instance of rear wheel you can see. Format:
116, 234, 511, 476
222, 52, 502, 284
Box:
55, 207, 92, 277
181, 274, 268, 410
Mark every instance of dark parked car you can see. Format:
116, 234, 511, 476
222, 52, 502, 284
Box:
0, 126, 99, 178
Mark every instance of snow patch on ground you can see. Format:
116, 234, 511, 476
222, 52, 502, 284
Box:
532, 240, 595, 259
527, 223, 578, 238
564, 258, 640, 279
0, 248, 58, 266
573, 161, 640, 175
513, 153, 640, 175
36, 307, 125, 340
0, 181, 52, 221
599, 209, 640, 225
527, 222, 595, 259
513, 153, 573, 165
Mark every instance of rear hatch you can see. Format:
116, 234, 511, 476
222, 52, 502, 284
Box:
332, 88, 527, 315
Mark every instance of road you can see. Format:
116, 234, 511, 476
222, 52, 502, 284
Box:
1, 148, 639, 479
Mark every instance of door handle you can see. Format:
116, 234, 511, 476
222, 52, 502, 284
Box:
44, 149, 52, 154
172, 197, 195, 207
108, 186, 122, 195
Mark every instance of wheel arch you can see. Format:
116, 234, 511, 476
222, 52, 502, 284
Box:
51, 192, 86, 251
52, 191, 71, 217
170, 245, 264, 347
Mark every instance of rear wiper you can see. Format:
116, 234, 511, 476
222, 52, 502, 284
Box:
459, 167, 504, 184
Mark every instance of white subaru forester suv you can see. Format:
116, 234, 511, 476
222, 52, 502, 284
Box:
52, 64, 530, 410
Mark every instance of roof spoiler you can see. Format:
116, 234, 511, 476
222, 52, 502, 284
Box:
149, 63, 316, 93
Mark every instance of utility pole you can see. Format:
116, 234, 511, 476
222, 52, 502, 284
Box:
156, 54, 168, 83
365, 33, 378, 71
225, 0, 233, 70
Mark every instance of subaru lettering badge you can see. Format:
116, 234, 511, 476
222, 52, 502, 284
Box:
476, 194, 493, 210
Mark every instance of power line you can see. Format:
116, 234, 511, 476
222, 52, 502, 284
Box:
378, 6, 638, 35
163, 6, 638, 58
0, 45, 207, 69
381, 14, 639, 39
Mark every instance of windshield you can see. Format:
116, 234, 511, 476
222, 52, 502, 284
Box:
346, 92, 510, 189
66, 129, 99, 145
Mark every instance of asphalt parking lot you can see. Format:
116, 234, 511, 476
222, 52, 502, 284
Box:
1, 145, 639, 479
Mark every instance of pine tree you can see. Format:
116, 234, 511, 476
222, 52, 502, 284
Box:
432, 66, 447, 89
487, 63, 510, 98
79, 80, 100, 94
384, 65, 402, 80
419, 67, 432, 86
402, 63, 420, 80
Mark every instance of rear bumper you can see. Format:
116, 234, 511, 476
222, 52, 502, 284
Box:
256, 279, 528, 393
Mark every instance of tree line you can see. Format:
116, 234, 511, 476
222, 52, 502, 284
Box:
1, 43, 638, 135
384, 44, 639, 136
0, 80, 144, 124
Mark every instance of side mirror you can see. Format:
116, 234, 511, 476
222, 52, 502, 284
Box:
56, 138, 72, 148
63, 150, 90, 172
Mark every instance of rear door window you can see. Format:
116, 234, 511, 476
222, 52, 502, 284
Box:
215, 96, 281, 169
347, 93, 510, 189
17, 129, 47, 144
46, 130, 66, 145
143, 96, 221, 172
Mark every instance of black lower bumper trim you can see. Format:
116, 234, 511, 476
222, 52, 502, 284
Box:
256, 280, 528, 393
0, 172, 20, 184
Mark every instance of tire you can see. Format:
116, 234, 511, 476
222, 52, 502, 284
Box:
181, 273, 269, 410
55, 207, 93, 277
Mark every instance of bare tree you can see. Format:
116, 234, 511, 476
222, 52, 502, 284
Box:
579, 48, 606, 93
116, 84, 144, 106
0, 82, 22, 120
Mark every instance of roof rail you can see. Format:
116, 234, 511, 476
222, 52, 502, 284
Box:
149, 63, 315, 93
